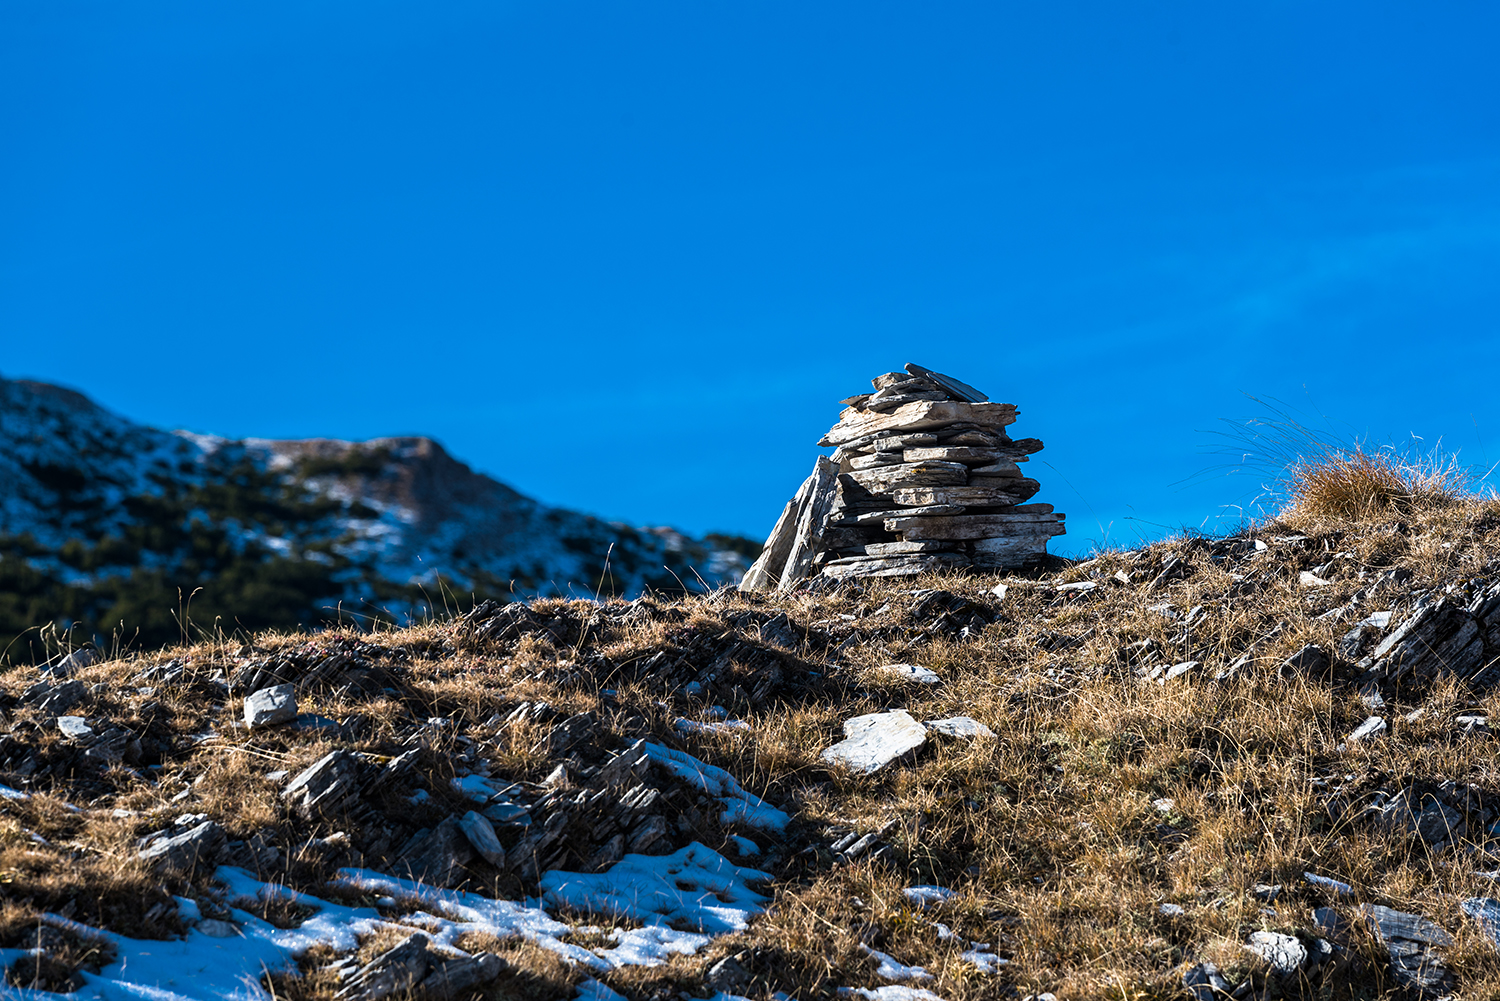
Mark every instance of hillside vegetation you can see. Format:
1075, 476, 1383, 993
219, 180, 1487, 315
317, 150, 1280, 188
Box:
3, 456, 1500, 1001
0, 376, 754, 661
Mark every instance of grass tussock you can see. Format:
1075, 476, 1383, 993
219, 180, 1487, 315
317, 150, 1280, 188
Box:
1286, 447, 1475, 524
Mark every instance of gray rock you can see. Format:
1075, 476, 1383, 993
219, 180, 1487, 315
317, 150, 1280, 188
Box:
337, 932, 434, 1000
1470, 581, 1500, 650
1359, 904, 1454, 995
139, 820, 225, 872
457, 810, 506, 867
1371, 599, 1483, 683
1372, 786, 1467, 847
1346, 716, 1387, 743
1304, 871, 1353, 895
1182, 962, 1229, 1001
292, 713, 342, 734
924, 716, 994, 739
1312, 906, 1346, 939
282, 750, 363, 819
1281, 644, 1331, 677
244, 684, 297, 728
396, 816, 475, 888
1161, 660, 1199, 683
1245, 931, 1306, 976
1461, 897, 1500, 950
543, 713, 596, 755
758, 611, 798, 649
27, 679, 87, 715
46, 648, 98, 677
705, 955, 751, 994
820, 710, 928, 775
56, 716, 94, 740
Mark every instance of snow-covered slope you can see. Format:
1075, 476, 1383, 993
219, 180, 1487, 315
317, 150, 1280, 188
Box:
0, 375, 752, 649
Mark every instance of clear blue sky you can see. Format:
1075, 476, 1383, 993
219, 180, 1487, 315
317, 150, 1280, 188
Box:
4, 2, 1499, 554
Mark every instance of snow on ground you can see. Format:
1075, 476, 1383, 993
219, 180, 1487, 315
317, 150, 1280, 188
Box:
640, 742, 789, 831
859, 944, 933, 983
838, 988, 947, 1001
0, 841, 770, 1000
576, 979, 630, 1001
0, 868, 383, 1001
540, 841, 771, 934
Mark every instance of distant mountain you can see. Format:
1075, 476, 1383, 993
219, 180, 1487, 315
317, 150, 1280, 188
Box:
0, 376, 755, 661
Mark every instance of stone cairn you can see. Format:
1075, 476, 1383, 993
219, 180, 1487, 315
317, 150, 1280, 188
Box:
741, 363, 1064, 590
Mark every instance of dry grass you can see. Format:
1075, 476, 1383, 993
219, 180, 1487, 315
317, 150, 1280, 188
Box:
1284, 446, 1477, 524
4, 493, 1500, 998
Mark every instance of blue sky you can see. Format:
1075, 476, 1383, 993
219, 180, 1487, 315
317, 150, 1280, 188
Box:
4, 2, 1499, 554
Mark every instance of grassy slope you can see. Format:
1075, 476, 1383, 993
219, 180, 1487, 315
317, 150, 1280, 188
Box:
4, 491, 1500, 1000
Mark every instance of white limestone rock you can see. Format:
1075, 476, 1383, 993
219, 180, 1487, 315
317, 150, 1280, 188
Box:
821, 710, 927, 775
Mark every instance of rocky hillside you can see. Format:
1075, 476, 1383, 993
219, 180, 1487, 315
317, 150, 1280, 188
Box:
0, 376, 754, 661
3, 484, 1500, 1000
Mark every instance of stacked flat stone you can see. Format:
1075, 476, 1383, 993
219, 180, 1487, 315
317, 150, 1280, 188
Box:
740, 363, 1064, 590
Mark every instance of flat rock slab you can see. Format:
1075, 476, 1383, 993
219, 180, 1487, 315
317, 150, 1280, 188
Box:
875, 663, 942, 685
1461, 897, 1500, 948
1360, 904, 1454, 993
57, 715, 94, 739
139, 820, 225, 872
245, 684, 297, 728
820, 400, 1018, 446
885, 512, 1065, 541
924, 717, 993, 739
822, 711, 928, 774
1347, 716, 1388, 742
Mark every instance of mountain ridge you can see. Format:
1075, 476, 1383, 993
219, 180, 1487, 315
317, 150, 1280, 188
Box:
0, 374, 754, 660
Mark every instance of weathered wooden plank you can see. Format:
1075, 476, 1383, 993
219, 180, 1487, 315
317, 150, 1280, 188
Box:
885, 513, 1067, 541
843, 461, 969, 496
891, 485, 1033, 508
778, 456, 841, 592
819, 401, 1017, 447
904, 362, 989, 403
903, 446, 1010, 465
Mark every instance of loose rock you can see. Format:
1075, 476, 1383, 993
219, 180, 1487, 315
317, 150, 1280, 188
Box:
244, 684, 297, 728
821, 711, 927, 774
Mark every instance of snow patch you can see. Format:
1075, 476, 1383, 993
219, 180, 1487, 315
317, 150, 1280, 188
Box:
539, 841, 771, 934
860, 944, 933, 982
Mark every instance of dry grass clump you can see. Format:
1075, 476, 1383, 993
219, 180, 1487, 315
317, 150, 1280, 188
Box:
1285, 446, 1477, 524
1213, 396, 1491, 528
